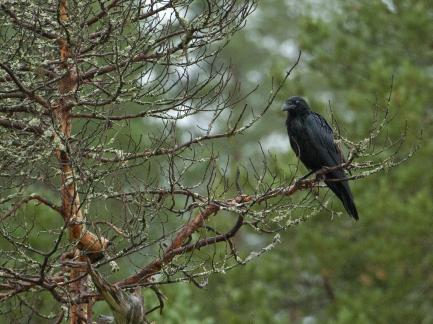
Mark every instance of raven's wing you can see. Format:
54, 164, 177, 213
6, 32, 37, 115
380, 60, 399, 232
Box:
305, 113, 358, 219
304, 112, 343, 168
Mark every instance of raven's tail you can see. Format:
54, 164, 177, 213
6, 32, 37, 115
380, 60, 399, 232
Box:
325, 174, 358, 220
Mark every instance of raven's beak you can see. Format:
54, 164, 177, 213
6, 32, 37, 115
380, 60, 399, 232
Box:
282, 103, 295, 111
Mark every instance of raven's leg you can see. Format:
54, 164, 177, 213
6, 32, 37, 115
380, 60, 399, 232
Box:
299, 169, 315, 181
294, 169, 316, 187
315, 166, 332, 181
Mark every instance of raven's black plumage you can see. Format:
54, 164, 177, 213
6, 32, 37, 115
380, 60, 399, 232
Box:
283, 96, 358, 220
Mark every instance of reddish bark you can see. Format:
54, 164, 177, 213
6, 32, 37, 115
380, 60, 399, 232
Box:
55, 2, 108, 322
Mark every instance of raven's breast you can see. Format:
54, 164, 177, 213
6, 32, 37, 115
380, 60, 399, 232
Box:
287, 118, 323, 171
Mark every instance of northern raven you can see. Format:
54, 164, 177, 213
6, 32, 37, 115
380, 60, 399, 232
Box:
283, 96, 358, 220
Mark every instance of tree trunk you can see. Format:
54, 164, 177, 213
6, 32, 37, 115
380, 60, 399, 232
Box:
56, 1, 108, 322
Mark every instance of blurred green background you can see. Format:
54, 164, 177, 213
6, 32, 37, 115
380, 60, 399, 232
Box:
153, 0, 433, 323
1, 0, 432, 323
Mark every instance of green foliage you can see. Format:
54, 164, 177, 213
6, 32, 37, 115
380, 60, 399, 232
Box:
152, 0, 433, 323
1, 0, 431, 322
148, 283, 215, 324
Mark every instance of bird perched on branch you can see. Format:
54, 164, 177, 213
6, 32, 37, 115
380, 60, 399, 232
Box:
282, 96, 358, 220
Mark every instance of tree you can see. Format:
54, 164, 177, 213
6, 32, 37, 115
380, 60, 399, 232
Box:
0, 1, 413, 323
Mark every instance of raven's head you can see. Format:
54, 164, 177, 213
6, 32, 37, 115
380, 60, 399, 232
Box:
282, 96, 310, 115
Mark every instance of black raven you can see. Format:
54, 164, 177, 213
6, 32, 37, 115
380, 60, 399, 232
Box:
282, 96, 358, 220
